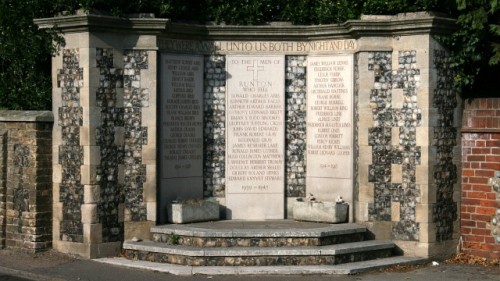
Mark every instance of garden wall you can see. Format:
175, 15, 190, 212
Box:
0, 111, 52, 252
461, 98, 500, 259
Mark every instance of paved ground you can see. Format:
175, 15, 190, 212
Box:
0, 249, 498, 281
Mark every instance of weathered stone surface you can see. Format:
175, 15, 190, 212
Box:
168, 200, 219, 224
225, 55, 285, 220
293, 202, 349, 223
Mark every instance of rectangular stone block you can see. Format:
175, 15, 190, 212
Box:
226, 193, 284, 220
147, 202, 156, 221
83, 223, 102, 244
391, 201, 401, 222
83, 145, 101, 165
354, 201, 369, 221
157, 177, 203, 224
168, 200, 219, 224
81, 204, 97, 224
391, 164, 402, 183
53, 202, 63, 221
225, 54, 285, 220
419, 222, 437, 243
84, 185, 100, 204
419, 184, 436, 204
124, 221, 154, 241
52, 164, 62, 184
293, 201, 348, 223
416, 203, 433, 223
81, 165, 98, 185
118, 203, 124, 223
80, 126, 97, 146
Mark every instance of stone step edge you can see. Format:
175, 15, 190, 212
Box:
95, 256, 427, 275
123, 239, 395, 257
150, 223, 367, 238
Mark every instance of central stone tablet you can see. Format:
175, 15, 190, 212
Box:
226, 55, 285, 219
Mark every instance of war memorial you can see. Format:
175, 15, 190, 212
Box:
0, 11, 465, 270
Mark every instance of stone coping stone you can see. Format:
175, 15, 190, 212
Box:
0, 110, 53, 122
96, 256, 426, 275
151, 220, 366, 238
123, 240, 394, 257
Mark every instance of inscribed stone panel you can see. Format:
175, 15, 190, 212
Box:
226, 55, 285, 219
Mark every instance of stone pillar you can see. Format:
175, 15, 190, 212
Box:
356, 32, 462, 258
0, 111, 53, 252
37, 13, 165, 258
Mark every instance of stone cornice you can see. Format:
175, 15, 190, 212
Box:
34, 13, 170, 34
163, 12, 455, 40
35, 11, 455, 39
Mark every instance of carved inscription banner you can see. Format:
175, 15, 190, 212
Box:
159, 39, 357, 54
226, 55, 285, 219
307, 55, 353, 182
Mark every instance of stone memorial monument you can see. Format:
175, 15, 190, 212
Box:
35, 12, 461, 260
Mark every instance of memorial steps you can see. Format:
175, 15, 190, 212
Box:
115, 220, 426, 274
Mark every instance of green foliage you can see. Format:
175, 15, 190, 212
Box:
0, 0, 498, 108
0, 0, 63, 110
439, 0, 499, 96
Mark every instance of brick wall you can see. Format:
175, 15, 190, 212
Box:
0, 111, 53, 252
461, 98, 500, 259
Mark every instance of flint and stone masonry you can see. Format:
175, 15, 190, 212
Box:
35, 12, 460, 258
